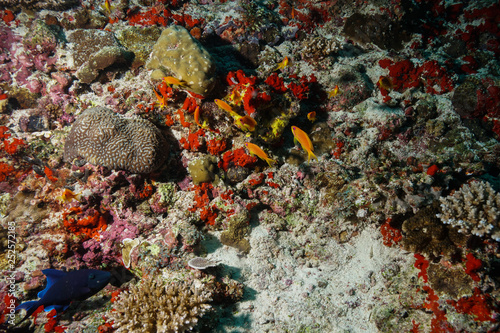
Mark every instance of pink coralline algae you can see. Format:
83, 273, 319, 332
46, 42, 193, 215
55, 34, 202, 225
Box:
0, 20, 59, 88
81, 208, 142, 267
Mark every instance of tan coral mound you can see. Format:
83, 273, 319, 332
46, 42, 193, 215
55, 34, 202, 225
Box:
107, 277, 212, 333
146, 25, 216, 96
437, 180, 500, 241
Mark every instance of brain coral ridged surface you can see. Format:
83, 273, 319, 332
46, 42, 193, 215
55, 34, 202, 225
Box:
64, 107, 168, 173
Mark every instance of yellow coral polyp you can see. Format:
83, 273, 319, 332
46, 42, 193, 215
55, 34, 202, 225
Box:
270, 116, 287, 137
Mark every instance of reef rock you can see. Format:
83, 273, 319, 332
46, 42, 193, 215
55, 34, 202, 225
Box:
64, 107, 168, 173
62, 29, 133, 84
146, 25, 216, 96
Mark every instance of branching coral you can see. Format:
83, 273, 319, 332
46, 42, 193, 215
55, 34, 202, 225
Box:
108, 277, 212, 333
437, 180, 500, 241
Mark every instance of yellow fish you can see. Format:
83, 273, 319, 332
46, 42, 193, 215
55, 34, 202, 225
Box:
291, 126, 317, 162
163, 76, 189, 88
245, 143, 276, 167
328, 85, 339, 98
274, 56, 289, 71
104, 0, 111, 13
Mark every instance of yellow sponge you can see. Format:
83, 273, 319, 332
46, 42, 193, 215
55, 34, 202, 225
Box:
147, 25, 216, 96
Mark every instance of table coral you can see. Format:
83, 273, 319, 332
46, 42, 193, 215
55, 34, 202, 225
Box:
63, 107, 168, 173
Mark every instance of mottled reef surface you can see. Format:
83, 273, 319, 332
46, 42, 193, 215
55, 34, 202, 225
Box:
0, 0, 499, 332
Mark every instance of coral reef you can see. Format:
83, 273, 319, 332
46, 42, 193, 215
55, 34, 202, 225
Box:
115, 26, 162, 68
402, 202, 469, 259
187, 155, 217, 185
63, 107, 168, 173
1, 0, 500, 332
107, 277, 212, 333
437, 180, 500, 241
63, 29, 133, 84
0, 0, 78, 10
343, 13, 410, 51
147, 25, 216, 96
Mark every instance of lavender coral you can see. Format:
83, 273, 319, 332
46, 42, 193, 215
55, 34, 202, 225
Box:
107, 278, 212, 333
437, 180, 500, 241
63, 107, 168, 173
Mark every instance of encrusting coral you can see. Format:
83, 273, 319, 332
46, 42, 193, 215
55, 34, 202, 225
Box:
437, 180, 500, 241
146, 25, 216, 96
107, 277, 212, 333
64, 107, 168, 173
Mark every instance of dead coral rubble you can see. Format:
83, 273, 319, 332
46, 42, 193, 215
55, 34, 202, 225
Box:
108, 278, 212, 333
437, 180, 500, 241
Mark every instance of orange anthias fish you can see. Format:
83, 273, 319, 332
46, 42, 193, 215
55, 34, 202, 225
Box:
274, 56, 289, 71
56, 188, 82, 203
194, 106, 202, 127
291, 126, 317, 162
163, 76, 189, 88
236, 115, 257, 132
194, 106, 208, 128
245, 143, 276, 167
215, 99, 257, 132
328, 85, 339, 98
153, 87, 166, 108
307, 111, 316, 122
215, 99, 237, 116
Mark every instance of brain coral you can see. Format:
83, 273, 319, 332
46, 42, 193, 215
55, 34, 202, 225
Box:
146, 25, 216, 96
107, 277, 212, 333
64, 107, 168, 173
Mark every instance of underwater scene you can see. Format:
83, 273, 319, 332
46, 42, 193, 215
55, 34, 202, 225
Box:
0, 0, 499, 332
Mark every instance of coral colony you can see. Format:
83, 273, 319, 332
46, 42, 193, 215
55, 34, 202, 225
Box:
1, 0, 500, 332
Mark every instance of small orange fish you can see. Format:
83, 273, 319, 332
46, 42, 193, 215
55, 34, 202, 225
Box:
307, 111, 316, 122
193, 106, 208, 128
291, 126, 317, 162
274, 56, 289, 71
194, 106, 202, 127
215, 99, 238, 117
236, 115, 257, 132
378, 76, 393, 91
215, 99, 234, 113
245, 143, 276, 167
57, 188, 82, 203
153, 87, 166, 108
163, 76, 189, 88
328, 85, 339, 98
